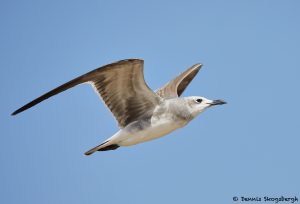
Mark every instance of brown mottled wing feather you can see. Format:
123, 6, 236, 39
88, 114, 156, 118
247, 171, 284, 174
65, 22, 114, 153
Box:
12, 59, 161, 128
156, 64, 202, 98
90, 60, 161, 127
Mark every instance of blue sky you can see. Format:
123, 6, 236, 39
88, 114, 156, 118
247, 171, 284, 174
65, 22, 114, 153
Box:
1, 1, 299, 203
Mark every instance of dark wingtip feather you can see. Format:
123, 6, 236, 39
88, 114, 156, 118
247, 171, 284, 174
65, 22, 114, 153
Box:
11, 109, 21, 116
11, 102, 36, 116
84, 151, 93, 156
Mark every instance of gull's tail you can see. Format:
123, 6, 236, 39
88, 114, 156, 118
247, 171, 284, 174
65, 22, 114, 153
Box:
84, 140, 120, 156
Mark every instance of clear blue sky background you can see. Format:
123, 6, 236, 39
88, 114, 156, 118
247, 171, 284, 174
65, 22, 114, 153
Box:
1, 1, 299, 203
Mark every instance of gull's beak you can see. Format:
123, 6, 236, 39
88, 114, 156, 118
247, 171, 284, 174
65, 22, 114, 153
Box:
208, 99, 227, 106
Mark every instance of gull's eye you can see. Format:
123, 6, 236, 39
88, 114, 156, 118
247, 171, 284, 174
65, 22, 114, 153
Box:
196, 98, 202, 103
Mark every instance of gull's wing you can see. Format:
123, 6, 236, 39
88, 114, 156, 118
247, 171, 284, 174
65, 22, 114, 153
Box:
12, 59, 161, 128
156, 64, 202, 98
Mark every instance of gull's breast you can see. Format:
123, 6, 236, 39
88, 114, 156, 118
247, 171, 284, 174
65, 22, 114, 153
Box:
119, 114, 187, 146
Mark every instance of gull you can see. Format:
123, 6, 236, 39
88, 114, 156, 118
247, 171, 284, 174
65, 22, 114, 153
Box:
12, 59, 226, 155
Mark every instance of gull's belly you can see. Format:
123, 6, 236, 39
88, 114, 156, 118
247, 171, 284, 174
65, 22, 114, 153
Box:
119, 118, 186, 146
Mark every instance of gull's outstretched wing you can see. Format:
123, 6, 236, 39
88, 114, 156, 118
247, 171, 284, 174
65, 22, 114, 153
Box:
12, 59, 161, 128
156, 64, 202, 98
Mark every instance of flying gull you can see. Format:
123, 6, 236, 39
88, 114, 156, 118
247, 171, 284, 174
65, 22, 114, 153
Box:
12, 59, 226, 155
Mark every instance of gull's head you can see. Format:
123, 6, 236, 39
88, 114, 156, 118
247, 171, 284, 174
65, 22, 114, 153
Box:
185, 96, 226, 117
